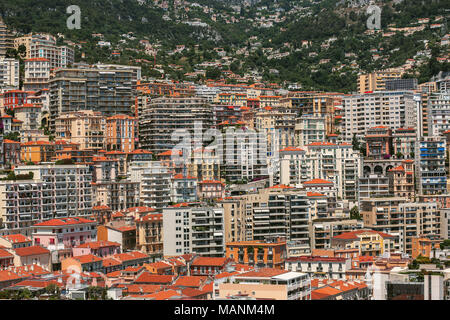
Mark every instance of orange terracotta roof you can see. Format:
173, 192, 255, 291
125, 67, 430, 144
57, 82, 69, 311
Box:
102, 258, 122, 267
135, 272, 174, 284
191, 257, 228, 267
173, 174, 197, 180
307, 192, 326, 197
1, 234, 31, 243
33, 217, 95, 227
236, 268, 288, 278
269, 184, 294, 189
76, 241, 120, 249
303, 178, 333, 185
0, 248, 13, 259
143, 289, 180, 300
280, 146, 305, 152
173, 276, 207, 288
14, 245, 49, 257
333, 229, 394, 240
73, 254, 102, 264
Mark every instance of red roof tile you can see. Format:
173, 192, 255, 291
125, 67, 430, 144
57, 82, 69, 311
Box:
14, 246, 49, 257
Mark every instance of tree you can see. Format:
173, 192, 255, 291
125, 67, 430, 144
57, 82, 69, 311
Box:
350, 206, 361, 220
205, 67, 221, 80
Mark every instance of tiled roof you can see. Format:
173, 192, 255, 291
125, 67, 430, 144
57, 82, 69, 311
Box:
333, 229, 395, 240
73, 254, 102, 264
173, 276, 207, 288
75, 241, 120, 250
14, 245, 49, 257
143, 289, 180, 300
268, 184, 293, 189
303, 178, 333, 185
102, 258, 122, 267
135, 272, 174, 284
0, 248, 13, 259
191, 257, 228, 267
181, 288, 206, 297
236, 268, 288, 278
1, 234, 31, 243
33, 217, 95, 227
280, 147, 305, 152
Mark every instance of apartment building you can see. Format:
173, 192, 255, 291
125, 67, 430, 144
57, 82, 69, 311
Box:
23, 58, 50, 91
162, 206, 225, 257
285, 256, 351, 280
365, 126, 392, 159
221, 126, 269, 183
139, 97, 213, 154
0, 58, 19, 89
216, 197, 247, 243
91, 181, 140, 212
14, 33, 74, 69
427, 91, 450, 136
225, 237, 287, 269
331, 230, 396, 257
0, 164, 93, 235
343, 91, 417, 141
387, 160, 415, 199
358, 175, 390, 199
361, 197, 440, 255
106, 114, 137, 153
245, 186, 311, 253
49, 64, 137, 132
15, 103, 42, 131
309, 218, 364, 250
416, 137, 447, 195
393, 127, 416, 158
294, 115, 327, 147
31, 217, 97, 250
0, 19, 14, 57
135, 213, 163, 260
357, 69, 402, 93
217, 269, 311, 300
171, 174, 198, 204
129, 161, 172, 209
54, 110, 106, 151
254, 107, 296, 152
277, 142, 361, 201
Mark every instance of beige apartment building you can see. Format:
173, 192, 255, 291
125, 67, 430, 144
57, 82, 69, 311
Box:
55, 110, 106, 151
357, 69, 403, 93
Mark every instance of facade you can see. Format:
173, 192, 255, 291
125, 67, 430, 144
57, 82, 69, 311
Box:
225, 237, 287, 269
0, 58, 19, 89
343, 91, 417, 141
285, 256, 350, 280
49, 64, 138, 132
135, 213, 163, 259
32, 217, 97, 250
416, 137, 447, 195
0, 164, 93, 234
162, 206, 225, 257
331, 230, 396, 257
54, 110, 106, 151
357, 69, 402, 93
217, 269, 311, 300
139, 97, 213, 153
23, 58, 50, 91
295, 115, 327, 147
106, 114, 137, 153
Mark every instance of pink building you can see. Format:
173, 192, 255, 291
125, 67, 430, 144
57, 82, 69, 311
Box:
32, 217, 97, 250
197, 180, 225, 200
72, 240, 121, 258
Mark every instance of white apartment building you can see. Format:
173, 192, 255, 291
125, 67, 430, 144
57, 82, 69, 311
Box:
0, 164, 93, 235
129, 161, 172, 209
0, 58, 19, 89
24, 57, 50, 91
294, 115, 326, 147
277, 142, 361, 201
285, 256, 351, 280
428, 91, 450, 136
343, 91, 417, 141
162, 206, 225, 257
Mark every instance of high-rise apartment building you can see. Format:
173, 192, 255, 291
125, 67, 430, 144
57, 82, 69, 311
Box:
162, 206, 225, 257
54, 110, 106, 151
357, 69, 402, 93
0, 58, 19, 89
14, 33, 74, 69
0, 164, 93, 235
343, 91, 417, 141
416, 137, 447, 195
139, 97, 213, 154
23, 58, 50, 91
49, 64, 138, 132
0, 19, 14, 57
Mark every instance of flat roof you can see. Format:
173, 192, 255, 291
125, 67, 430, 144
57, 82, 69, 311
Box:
271, 271, 307, 281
